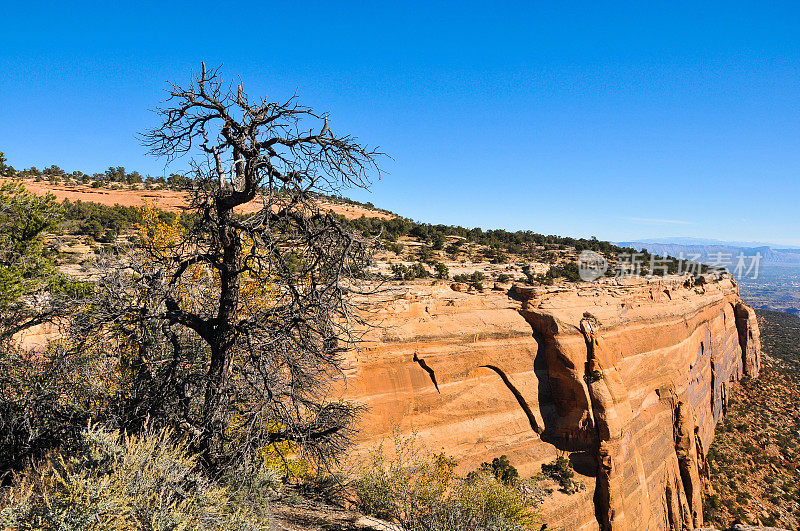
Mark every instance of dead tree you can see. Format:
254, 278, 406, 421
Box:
73, 64, 382, 471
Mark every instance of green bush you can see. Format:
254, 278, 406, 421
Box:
521, 265, 535, 284
445, 243, 462, 256
431, 233, 445, 251
434, 262, 449, 280
354, 436, 538, 530
587, 369, 603, 383
410, 262, 429, 278
391, 263, 409, 280
541, 456, 584, 494
452, 271, 485, 290
490, 252, 508, 264
391, 262, 429, 281
539, 262, 582, 283
478, 455, 519, 485
418, 246, 433, 263
385, 242, 404, 255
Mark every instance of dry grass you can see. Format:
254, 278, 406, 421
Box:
0, 425, 271, 530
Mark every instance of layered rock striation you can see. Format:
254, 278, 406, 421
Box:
341, 275, 760, 530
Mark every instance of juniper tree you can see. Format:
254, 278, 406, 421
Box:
0, 183, 92, 473
0, 182, 82, 341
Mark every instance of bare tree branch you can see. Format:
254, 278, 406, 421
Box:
62, 64, 387, 472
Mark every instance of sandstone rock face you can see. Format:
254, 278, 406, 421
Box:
341, 275, 761, 531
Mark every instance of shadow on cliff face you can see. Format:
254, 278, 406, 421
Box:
532, 330, 557, 437
568, 450, 597, 477
412, 352, 440, 393
508, 286, 597, 450
528, 315, 597, 452
480, 364, 543, 434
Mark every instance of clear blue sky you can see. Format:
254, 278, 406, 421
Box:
2, 1, 800, 245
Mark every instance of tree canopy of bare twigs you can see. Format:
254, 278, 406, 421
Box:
68, 64, 384, 472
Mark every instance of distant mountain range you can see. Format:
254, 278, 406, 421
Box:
615, 238, 800, 266
619, 237, 800, 249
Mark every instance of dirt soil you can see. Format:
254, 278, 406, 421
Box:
13, 179, 396, 220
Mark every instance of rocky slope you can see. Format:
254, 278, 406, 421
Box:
340, 275, 761, 530
702, 310, 800, 529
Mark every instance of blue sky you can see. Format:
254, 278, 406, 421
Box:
2, 1, 800, 244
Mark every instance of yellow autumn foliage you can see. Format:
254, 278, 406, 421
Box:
137, 201, 184, 254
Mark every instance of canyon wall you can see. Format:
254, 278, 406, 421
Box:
341, 275, 761, 530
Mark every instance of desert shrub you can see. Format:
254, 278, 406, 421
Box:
431, 232, 445, 251
0, 424, 270, 530
496, 273, 511, 283
452, 271, 485, 290
392, 262, 429, 281
258, 436, 315, 482
541, 456, 584, 494
409, 225, 430, 241
77, 219, 105, 241
562, 261, 581, 281
0, 343, 91, 474
539, 262, 581, 283
521, 265, 535, 284
490, 252, 508, 264
418, 246, 433, 263
478, 455, 519, 485
448, 471, 537, 530
385, 242, 404, 255
410, 262, 429, 278
354, 436, 538, 530
445, 243, 462, 256
434, 262, 449, 280
587, 369, 604, 383
391, 263, 410, 280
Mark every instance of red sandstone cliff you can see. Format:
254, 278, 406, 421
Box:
341, 275, 761, 530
